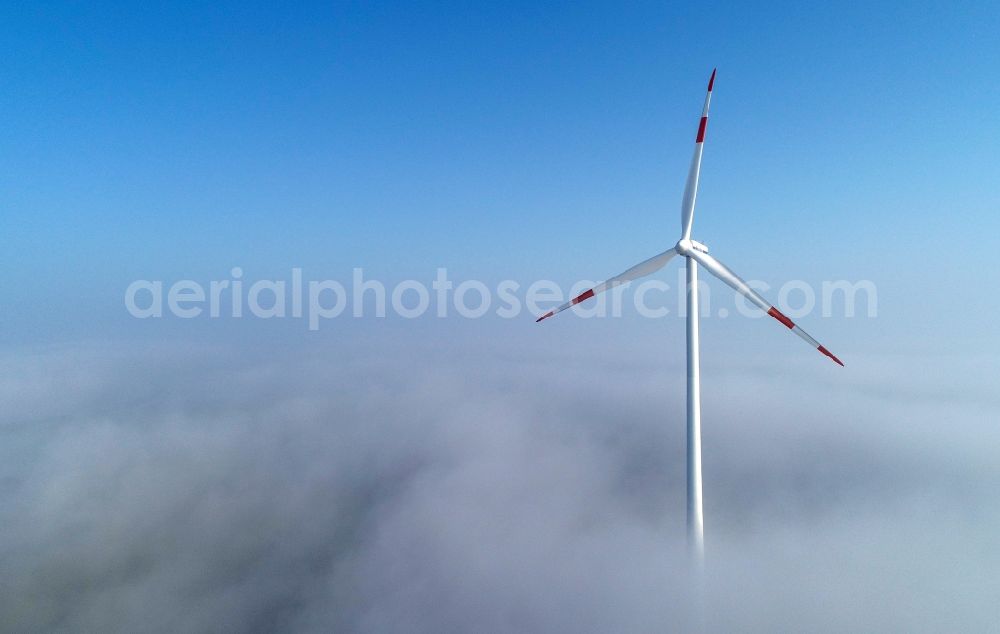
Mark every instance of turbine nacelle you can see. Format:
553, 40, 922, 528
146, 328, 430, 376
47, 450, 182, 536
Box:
675, 238, 708, 256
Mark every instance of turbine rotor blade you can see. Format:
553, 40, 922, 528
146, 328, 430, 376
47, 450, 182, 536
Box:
536, 248, 678, 322
680, 69, 716, 240
687, 250, 844, 366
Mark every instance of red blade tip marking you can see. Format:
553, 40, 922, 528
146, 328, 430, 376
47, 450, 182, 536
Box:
818, 345, 844, 367
707, 68, 716, 92
767, 307, 795, 329
571, 289, 595, 306
535, 310, 554, 323
696, 116, 708, 143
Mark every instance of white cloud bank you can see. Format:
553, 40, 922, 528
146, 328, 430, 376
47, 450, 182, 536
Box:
1, 341, 998, 632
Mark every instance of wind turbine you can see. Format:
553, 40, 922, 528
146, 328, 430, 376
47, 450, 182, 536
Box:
535, 69, 843, 563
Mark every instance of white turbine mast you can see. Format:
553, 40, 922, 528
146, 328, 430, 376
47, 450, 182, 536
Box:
535, 69, 843, 563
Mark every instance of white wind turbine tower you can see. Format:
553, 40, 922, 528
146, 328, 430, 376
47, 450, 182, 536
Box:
535, 69, 843, 563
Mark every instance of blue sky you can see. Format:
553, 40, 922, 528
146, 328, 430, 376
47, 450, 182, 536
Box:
1, 1, 998, 355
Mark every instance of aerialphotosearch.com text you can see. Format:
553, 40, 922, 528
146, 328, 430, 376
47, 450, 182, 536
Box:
124, 267, 877, 330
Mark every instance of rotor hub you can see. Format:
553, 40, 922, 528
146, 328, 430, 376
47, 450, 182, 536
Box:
676, 238, 708, 255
